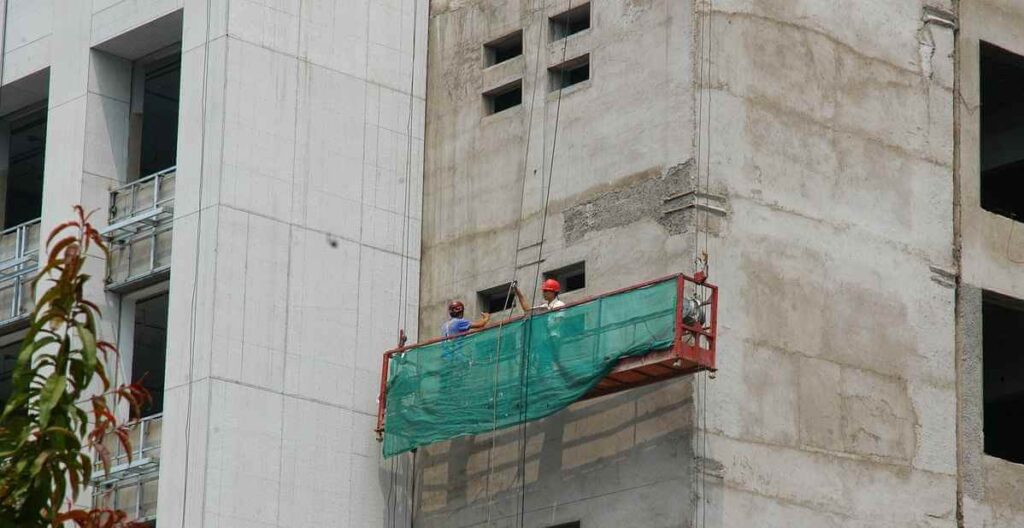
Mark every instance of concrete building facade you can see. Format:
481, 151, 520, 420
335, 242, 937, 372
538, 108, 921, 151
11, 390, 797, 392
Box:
0, 0, 1022, 527
0, 0, 427, 526
413, 1, 1024, 527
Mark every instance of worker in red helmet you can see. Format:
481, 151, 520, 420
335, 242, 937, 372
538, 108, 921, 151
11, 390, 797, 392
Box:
441, 300, 490, 338
514, 278, 566, 312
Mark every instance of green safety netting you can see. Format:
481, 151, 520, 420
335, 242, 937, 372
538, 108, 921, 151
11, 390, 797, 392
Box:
383, 277, 678, 457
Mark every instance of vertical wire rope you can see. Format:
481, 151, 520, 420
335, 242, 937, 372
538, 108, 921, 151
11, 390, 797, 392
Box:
392, 0, 421, 525
514, 2, 574, 525
180, 0, 215, 525
483, 4, 551, 525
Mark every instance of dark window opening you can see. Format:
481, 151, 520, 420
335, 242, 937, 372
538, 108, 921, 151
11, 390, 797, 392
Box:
484, 30, 523, 67
0, 341, 19, 412
980, 42, 1024, 221
983, 291, 1024, 464
5, 109, 46, 228
131, 292, 168, 418
550, 3, 590, 40
550, 55, 590, 91
477, 283, 517, 314
547, 522, 581, 528
135, 54, 181, 179
544, 261, 586, 293
484, 80, 522, 115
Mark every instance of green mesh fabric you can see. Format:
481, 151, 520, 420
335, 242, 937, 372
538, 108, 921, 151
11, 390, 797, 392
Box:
383, 278, 678, 457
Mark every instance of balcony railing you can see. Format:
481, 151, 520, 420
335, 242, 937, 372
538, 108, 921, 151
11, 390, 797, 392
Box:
103, 167, 175, 290
91, 471, 158, 523
91, 413, 162, 523
92, 412, 162, 482
0, 218, 40, 327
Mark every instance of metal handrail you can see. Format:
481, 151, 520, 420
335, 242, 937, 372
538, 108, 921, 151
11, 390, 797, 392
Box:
374, 273, 719, 438
94, 412, 163, 478
109, 166, 176, 224
91, 470, 159, 523
0, 218, 40, 324
105, 167, 176, 288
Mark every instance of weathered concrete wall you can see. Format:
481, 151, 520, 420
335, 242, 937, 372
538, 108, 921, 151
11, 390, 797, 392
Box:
420, 0, 961, 527
701, 2, 957, 526
957, 2, 1024, 526
419, 0, 699, 526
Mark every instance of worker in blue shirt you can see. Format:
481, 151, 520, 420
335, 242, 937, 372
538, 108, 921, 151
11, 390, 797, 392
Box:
441, 300, 490, 338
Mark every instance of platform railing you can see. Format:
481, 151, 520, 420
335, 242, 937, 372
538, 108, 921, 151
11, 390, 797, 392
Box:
374, 273, 718, 451
103, 167, 175, 289
0, 218, 41, 326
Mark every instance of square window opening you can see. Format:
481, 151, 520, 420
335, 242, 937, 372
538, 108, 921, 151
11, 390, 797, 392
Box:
544, 261, 586, 294
484, 30, 523, 67
550, 3, 590, 40
130, 292, 168, 419
484, 80, 523, 115
130, 50, 181, 181
4, 107, 47, 229
980, 41, 1024, 221
549, 55, 590, 91
477, 283, 517, 314
982, 290, 1024, 464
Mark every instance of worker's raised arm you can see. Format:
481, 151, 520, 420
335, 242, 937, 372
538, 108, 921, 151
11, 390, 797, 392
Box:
514, 286, 530, 312
470, 312, 491, 329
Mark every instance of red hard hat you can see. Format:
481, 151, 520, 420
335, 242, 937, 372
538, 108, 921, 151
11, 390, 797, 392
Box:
448, 300, 465, 314
542, 279, 561, 293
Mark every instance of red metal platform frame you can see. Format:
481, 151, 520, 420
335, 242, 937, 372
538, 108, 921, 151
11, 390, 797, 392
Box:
374, 273, 718, 439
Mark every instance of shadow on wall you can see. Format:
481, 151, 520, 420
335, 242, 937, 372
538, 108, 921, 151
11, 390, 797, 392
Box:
404, 379, 699, 527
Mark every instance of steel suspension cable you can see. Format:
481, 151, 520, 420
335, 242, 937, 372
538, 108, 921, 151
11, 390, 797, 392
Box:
483, 5, 552, 525
179, 0, 215, 524
513, 2, 575, 525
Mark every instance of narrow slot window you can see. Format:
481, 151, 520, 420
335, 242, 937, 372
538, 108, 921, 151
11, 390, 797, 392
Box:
484, 80, 523, 115
129, 51, 181, 181
4, 109, 47, 229
550, 3, 590, 40
477, 283, 517, 314
484, 30, 523, 67
544, 261, 586, 293
131, 292, 168, 418
549, 54, 590, 91
0, 341, 19, 411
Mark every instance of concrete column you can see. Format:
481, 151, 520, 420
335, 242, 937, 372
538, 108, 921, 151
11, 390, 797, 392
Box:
41, 5, 131, 342
159, 0, 426, 525
40, 0, 132, 512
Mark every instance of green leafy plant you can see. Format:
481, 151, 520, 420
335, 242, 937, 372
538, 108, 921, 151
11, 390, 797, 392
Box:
0, 207, 149, 528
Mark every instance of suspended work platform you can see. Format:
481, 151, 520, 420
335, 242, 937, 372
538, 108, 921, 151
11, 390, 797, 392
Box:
375, 273, 718, 457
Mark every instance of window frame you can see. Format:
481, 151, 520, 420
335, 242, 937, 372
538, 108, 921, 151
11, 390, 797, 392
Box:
128, 44, 182, 182
483, 79, 524, 115
543, 261, 586, 294
550, 3, 591, 41
549, 54, 591, 92
483, 30, 524, 67
117, 281, 170, 420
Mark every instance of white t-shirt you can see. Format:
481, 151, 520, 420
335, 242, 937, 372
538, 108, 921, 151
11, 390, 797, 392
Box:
535, 298, 565, 310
